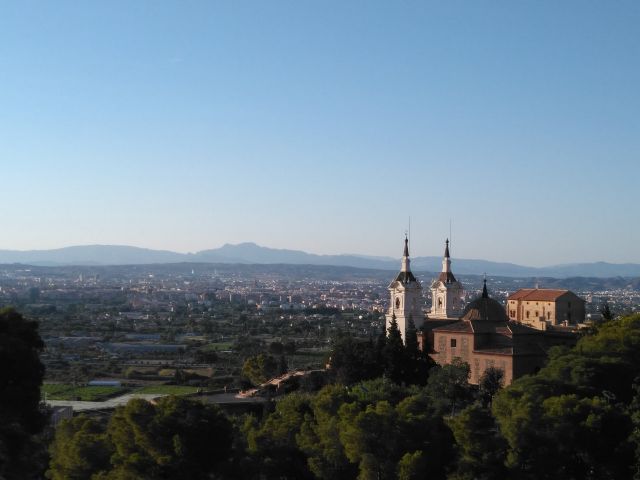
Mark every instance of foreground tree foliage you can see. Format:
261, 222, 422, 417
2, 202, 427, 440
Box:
327, 318, 434, 386
447, 403, 507, 480
245, 377, 458, 479
0, 308, 48, 479
47, 416, 111, 480
47, 396, 233, 480
493, 313, 640, 480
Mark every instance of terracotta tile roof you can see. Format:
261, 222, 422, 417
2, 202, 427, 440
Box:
507, 288, 570, 302
421, 319, 459, 330
507, 322, 542, 334
469, 320, 505, 333
432, 321, 472, 333
434, 319, 542, 337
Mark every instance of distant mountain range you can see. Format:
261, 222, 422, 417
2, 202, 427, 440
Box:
0, 242, 639, 278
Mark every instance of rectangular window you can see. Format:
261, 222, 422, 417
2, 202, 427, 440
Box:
450, 338, 457, 348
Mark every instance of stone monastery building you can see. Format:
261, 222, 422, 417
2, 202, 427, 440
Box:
385, 238, 579, 385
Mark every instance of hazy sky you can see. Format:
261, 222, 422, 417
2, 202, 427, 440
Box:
1, 1, 638, 266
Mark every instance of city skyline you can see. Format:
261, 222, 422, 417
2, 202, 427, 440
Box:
2, 2, 639, 266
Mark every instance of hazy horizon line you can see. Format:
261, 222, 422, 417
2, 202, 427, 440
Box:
0, 241, 637, 269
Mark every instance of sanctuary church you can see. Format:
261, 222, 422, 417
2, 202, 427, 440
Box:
385, 237, 578, 385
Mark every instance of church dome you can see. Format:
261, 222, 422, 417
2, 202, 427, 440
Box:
461, 280, 509, 322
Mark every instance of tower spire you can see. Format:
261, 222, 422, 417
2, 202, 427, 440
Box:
482, 277, 488, 298
441, 238, 451, 275
430, 236, 465, 319
401, 234, 410, 272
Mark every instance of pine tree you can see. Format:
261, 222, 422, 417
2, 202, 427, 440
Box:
384, 316, 406, 383
405, 315, 419, 360
600, 302, 614, 321
278, 355, 288, 375
376, 323, 387, 361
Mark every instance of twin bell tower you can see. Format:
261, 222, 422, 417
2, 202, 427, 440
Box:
385, 236, 465, 341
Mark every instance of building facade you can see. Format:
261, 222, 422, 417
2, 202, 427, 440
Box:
429, 281, 576, 385
507, 288, 586, 330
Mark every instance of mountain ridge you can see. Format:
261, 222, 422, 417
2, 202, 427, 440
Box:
0, 242, 638, 278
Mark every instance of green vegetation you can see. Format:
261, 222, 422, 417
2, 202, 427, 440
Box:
42, 384, 201, 399
490, 313, 640, 479
326, 317, 433, 386
244, 377, 459, 479
0, 308, 48, 479
135, 385, 200, 395
242, 353, 286, 385
47, 396, 233, 480
203, 341, 234, 351
42, 384, 128, 401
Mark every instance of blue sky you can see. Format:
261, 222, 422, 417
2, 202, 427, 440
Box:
1, 1, 638, 266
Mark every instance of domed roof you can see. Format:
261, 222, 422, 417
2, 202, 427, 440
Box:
461, 280, 509, 322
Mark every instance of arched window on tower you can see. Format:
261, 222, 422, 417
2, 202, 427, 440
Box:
395, 298, 400, 309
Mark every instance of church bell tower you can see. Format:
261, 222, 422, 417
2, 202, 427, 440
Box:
430, 239, 465, 319
386, 236, 423, 342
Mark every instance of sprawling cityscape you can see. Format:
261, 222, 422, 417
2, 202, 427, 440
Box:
0, 249, 637, 402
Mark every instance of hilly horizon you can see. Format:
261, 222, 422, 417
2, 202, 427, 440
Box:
0, 242, 639, 278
